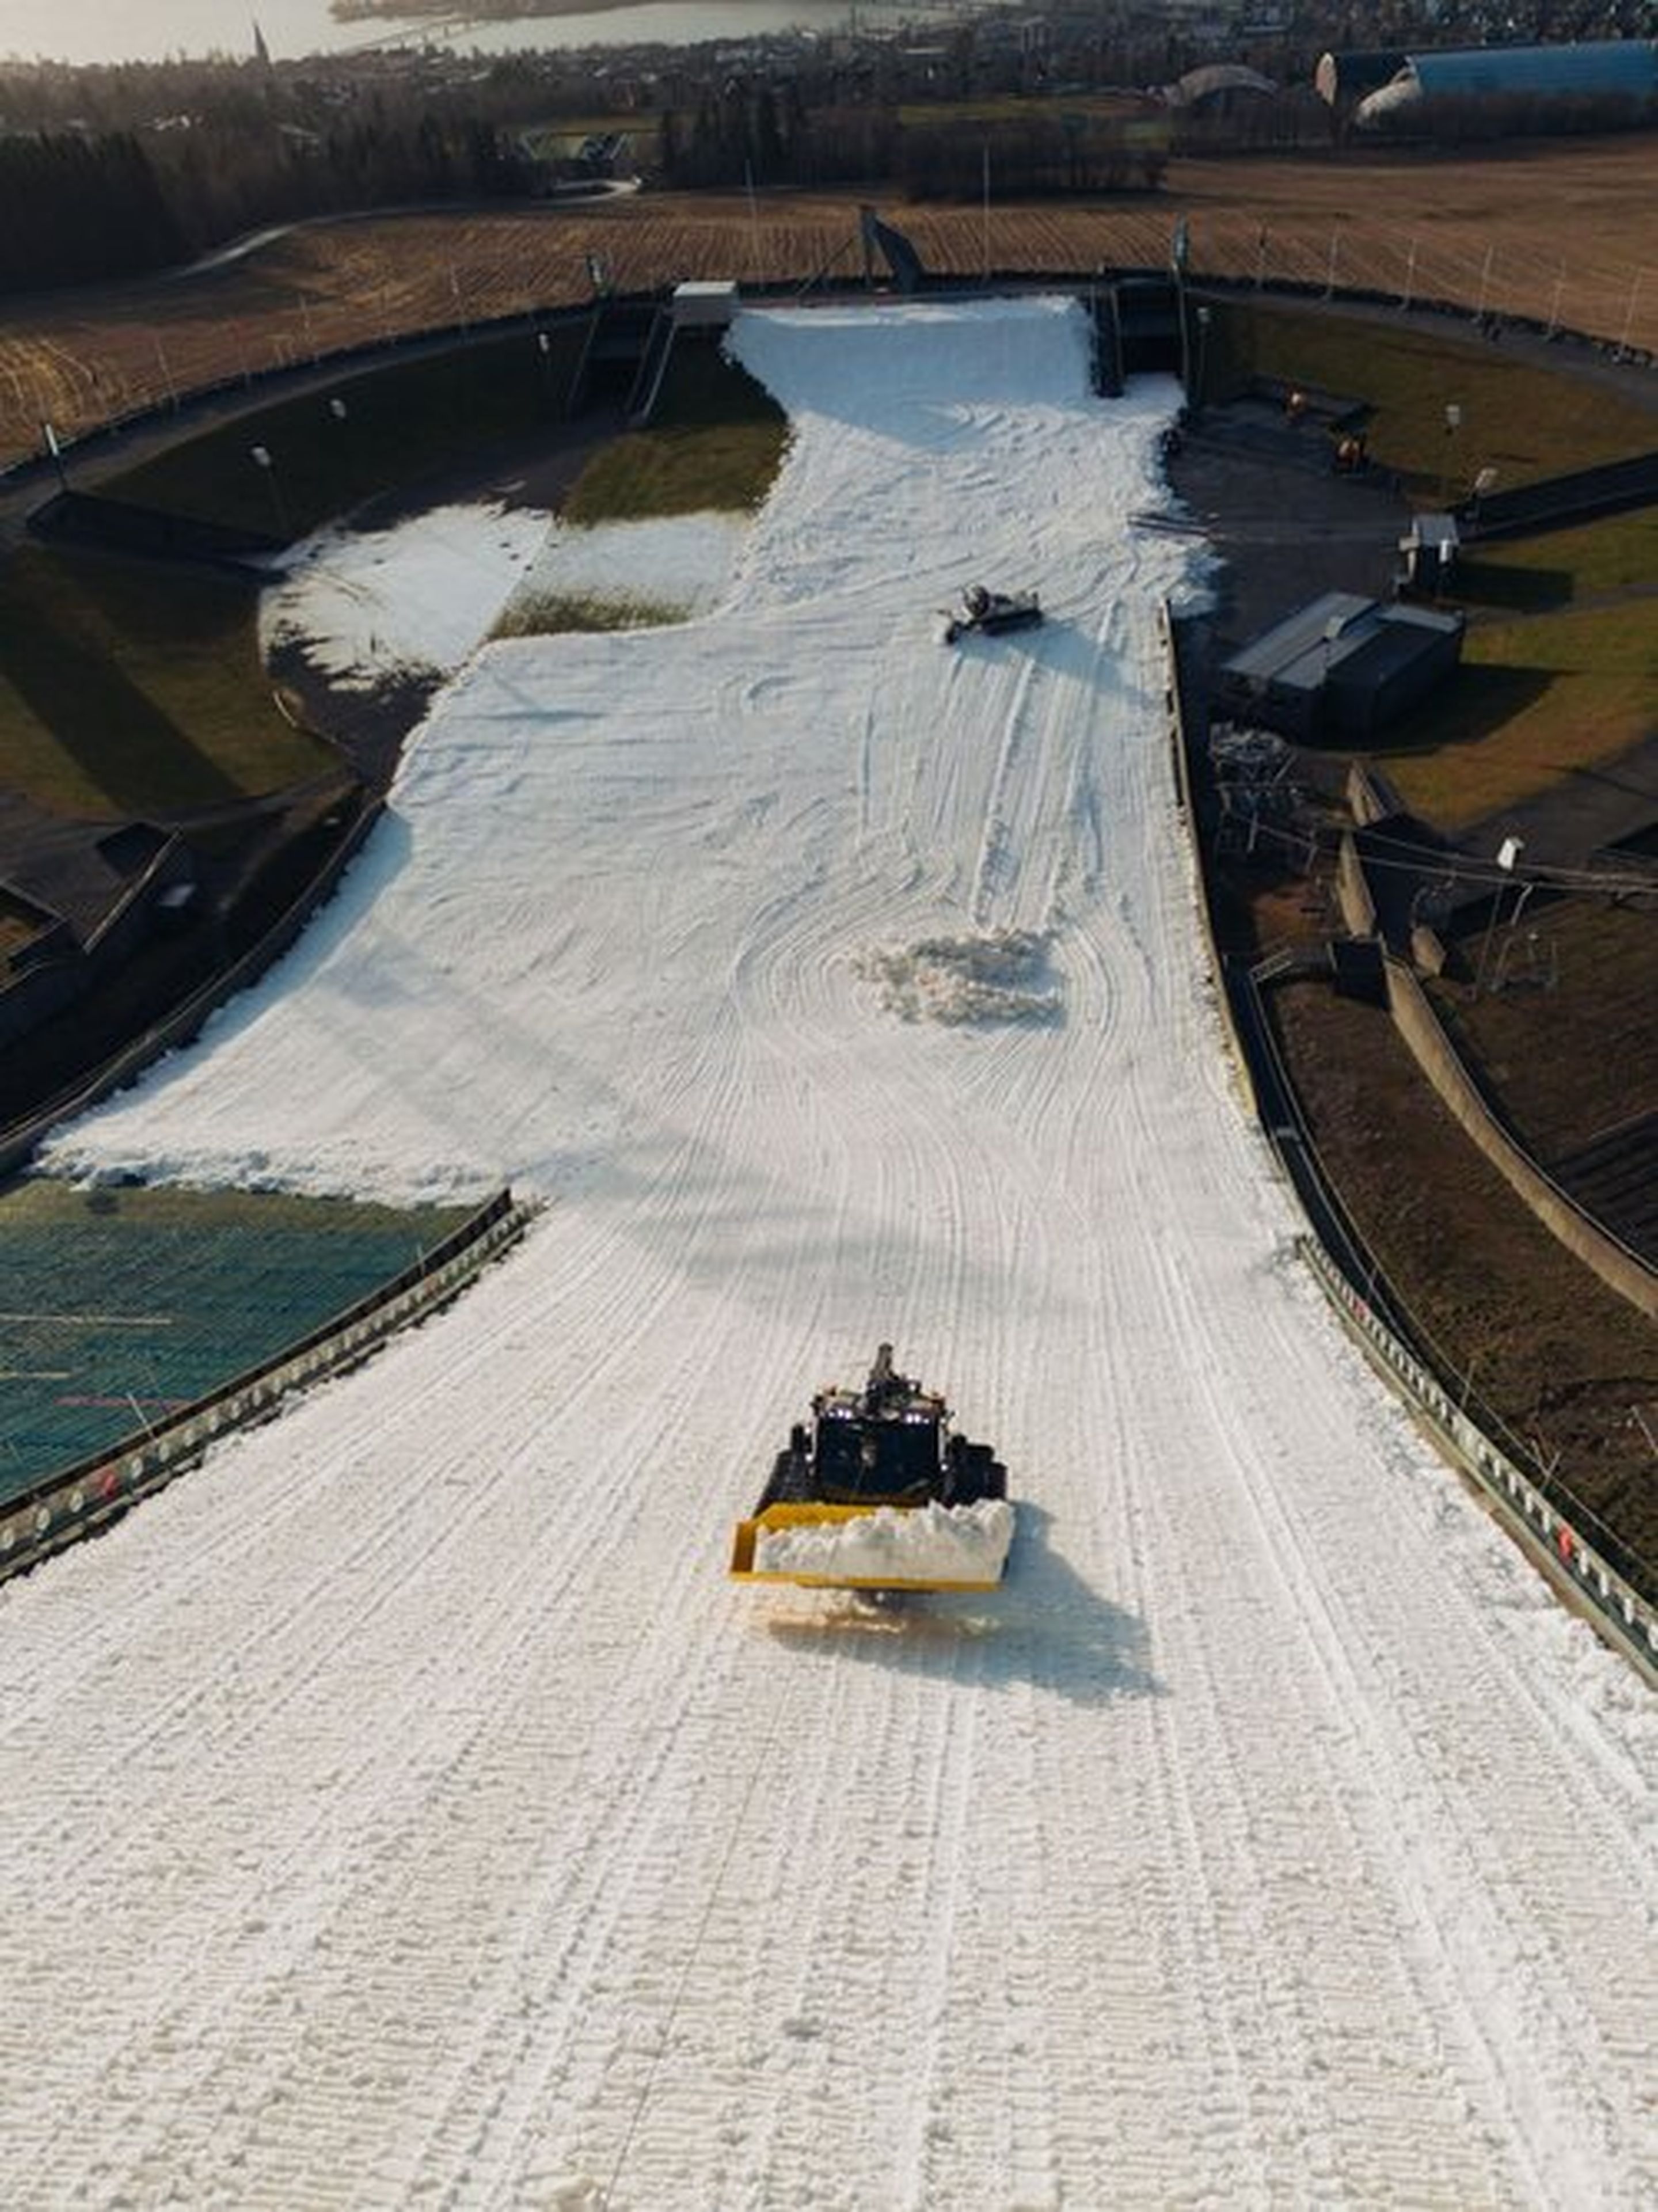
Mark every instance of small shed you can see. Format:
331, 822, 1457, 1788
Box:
1397, 511, 1460, 595
671, 281, 739, 329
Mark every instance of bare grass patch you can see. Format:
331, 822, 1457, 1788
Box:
102, 326, 588, 540
1216, 304, 1657, 492
493, 590, 683, 637
0, 546, 333, 817
561, 342, 785, 525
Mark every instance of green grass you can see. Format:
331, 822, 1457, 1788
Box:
1455, 509, 1658, 610
1213, 302, 1658, 494
493, 591, 686, 638
1368, 599, 1658, 825
1210, 300, 1658, 823
0, 546, 334, 818
562, 341, 786, 525
102, 324, 591, 542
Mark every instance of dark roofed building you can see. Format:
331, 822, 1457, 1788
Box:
1218, 591, 1463, 743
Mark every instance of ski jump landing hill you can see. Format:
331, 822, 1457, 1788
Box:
3, 298, 1653, 2211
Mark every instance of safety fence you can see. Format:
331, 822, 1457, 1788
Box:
1159, 599, 1258, 1122
1160, 605, 1658, 1683
1300, 1234, 1658, 1685
0, 1186, 535, 1587
2, 264, 1646, 507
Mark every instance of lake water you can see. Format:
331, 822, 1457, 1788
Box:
0, 0, 879, 66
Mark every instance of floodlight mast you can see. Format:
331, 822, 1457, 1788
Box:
1476, 836, 1527, 995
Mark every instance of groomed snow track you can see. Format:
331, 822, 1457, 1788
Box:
8, 299, 1655, 2210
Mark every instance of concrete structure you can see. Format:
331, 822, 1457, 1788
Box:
670, 281, 739, 328
1217, 591, 1464, 743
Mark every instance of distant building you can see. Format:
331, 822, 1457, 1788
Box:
1162, 64, 1278, 114
1356, 40, 1658, 130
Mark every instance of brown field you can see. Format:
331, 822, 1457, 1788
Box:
0, 139, 1655, 468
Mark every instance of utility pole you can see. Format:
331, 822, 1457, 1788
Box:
981, 142, 991, 284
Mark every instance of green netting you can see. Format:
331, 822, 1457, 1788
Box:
0, 1178, 474, 1502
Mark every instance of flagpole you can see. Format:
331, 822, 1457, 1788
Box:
982, 143, 990, 283
42, 420, 67, 495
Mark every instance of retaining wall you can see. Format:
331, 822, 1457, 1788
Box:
1382, 954, 1658, 1319
1162, 605, 1657, 1679
0, 1187, 535, 1586
1300, 1233, 1658, 1686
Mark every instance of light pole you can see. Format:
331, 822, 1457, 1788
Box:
1474, 834, 1525, 996
980, 142, 991, 284
1439, 401, 1462, 506
1473, 241, 1495, 325
153, 332, 177, 411
1194, 304, 1211, 415
250, 443, 287, 539
1617, 268, 1645, 360
1545, 263, 1566, 341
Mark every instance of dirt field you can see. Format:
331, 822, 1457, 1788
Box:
0, 139, 1655, 468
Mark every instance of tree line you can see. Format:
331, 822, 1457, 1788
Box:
0, 104, 530, 294
656, 88, 1168, 196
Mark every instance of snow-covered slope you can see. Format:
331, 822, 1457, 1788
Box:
11, 300, 1656, 2210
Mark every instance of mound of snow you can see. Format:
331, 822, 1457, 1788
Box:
856, 929, 1059, 1025
754, 1499, 1015, 1583
260, 501, 550, 691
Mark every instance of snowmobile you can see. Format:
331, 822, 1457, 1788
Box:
729, 1345, 1014, 1591
940, 583, 1043, 645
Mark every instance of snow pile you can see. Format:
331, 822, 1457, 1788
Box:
753, 1498, 1015, 1584
856, 929, 1059, 1024
494, 512, 747, 634
260, 501, 549, 690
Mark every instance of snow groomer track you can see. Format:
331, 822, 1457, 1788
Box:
9, 300, 1655, 2209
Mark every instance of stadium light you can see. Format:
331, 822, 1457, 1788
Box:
249, 443, 286, 538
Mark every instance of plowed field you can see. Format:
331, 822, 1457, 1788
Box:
0, 139, 1654, 465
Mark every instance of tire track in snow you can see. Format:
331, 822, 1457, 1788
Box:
6, 303, 1653, 2211
1144, 1226, 1651, 2203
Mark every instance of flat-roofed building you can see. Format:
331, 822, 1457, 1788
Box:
1218, 591, 1465, 743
